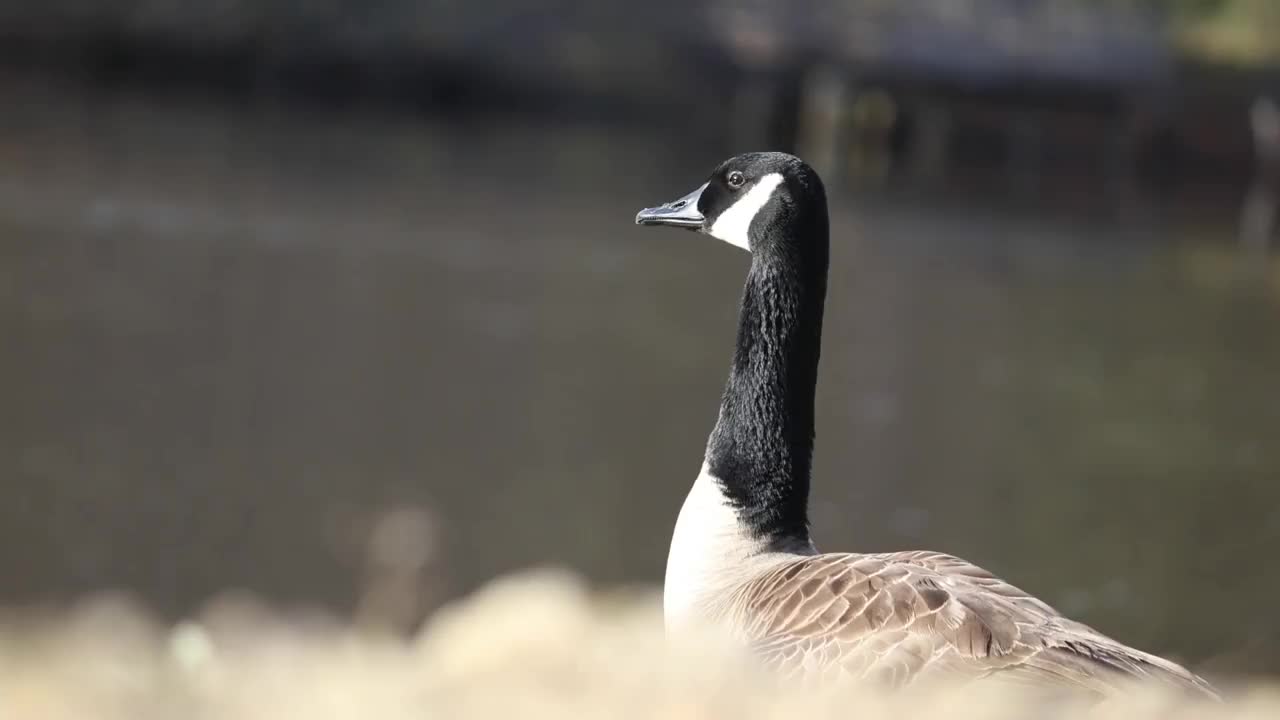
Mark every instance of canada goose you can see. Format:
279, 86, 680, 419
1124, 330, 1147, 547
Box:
634, 152, 1218, 698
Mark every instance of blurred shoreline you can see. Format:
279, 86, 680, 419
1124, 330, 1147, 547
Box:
2, 1, 1276, 185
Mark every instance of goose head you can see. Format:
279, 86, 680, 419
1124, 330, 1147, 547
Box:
635, 152, 827, 255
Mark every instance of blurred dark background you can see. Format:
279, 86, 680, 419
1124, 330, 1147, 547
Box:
1, 0, 1278, 679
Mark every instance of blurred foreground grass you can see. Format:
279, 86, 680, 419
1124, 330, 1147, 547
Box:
1, 569, 1277, 720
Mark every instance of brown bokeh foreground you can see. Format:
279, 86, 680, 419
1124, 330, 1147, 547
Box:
0, 570, 1275, 720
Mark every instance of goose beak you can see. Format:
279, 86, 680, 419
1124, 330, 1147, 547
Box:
635, 183, 707, 229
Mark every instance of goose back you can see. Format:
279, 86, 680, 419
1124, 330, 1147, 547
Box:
722, 551, 1218, 698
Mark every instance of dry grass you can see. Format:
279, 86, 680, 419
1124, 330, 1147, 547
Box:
0, 569, 1276, 720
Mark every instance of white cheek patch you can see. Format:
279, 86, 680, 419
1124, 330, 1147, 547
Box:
707, 172, 784, 251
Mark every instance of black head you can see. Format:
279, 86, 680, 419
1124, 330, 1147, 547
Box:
635, 152, 827, 255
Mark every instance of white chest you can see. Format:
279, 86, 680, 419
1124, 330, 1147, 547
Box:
662, 464, 767, 627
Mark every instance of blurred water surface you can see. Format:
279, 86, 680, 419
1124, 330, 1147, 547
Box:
1, 78, 1278, 675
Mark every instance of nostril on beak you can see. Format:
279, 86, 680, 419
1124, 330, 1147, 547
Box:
671, 200, 687, 209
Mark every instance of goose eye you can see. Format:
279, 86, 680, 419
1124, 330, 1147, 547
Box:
727, 171, 745, 189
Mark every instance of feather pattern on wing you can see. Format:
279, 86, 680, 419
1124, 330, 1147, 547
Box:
721, 551, 1218, 699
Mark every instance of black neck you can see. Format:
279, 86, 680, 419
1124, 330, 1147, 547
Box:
705, 220, 829, 547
